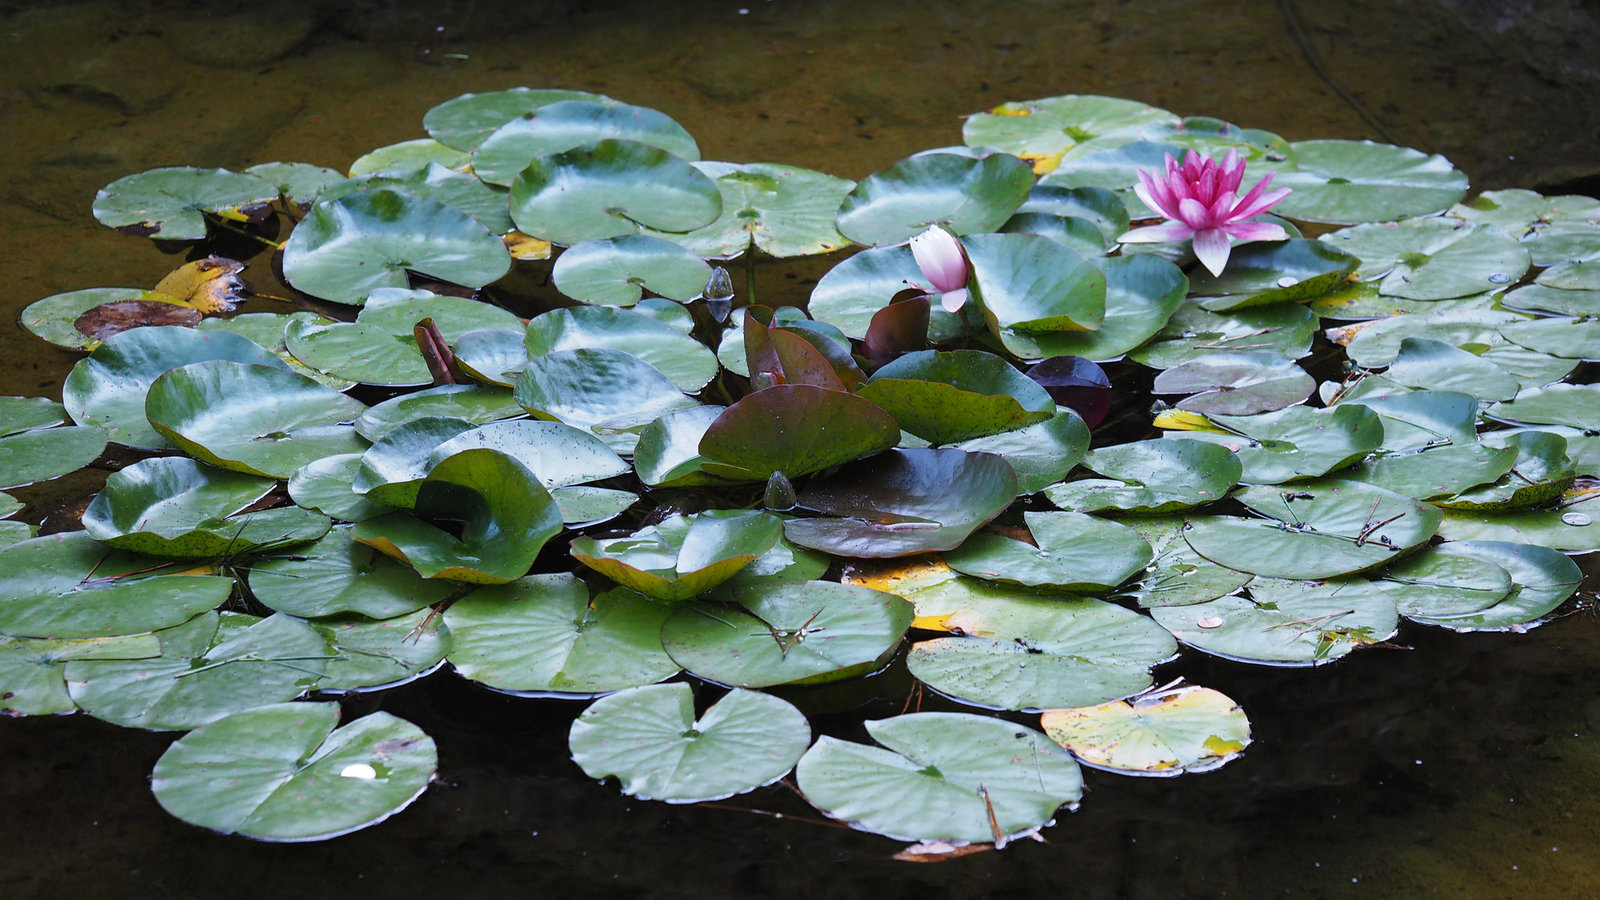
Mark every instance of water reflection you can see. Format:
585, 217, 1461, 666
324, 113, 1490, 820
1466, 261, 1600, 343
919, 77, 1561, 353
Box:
2, 1, 1599, 897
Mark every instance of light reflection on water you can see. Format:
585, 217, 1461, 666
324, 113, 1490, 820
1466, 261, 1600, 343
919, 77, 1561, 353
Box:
2, 1, 1599, 897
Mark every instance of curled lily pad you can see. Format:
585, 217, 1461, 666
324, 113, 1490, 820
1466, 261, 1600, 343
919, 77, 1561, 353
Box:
570, 510, 784, 602
661, 580, 913, 688
92, 166, 276, 240
835, 150, 1034, 246
570, 683, 810, 803
353, 448, 563, 584
508, 139, 722, 245
1269, 140, 1469, 224
944, 511, 1153, 592
282, 190, 512, 305
966, 232, 1107, 339
1041, 683, 1251, 776
146, 361, 369, 478
551, 235, 713, 305
1044, 439, 1241, 514
472, 100, 699, 185
786, 449, 1019, 558
80, 457, 289, 557
355, 385, 524, 442
906, 595, 1177, 711
63, 326, 287, 450
352, 417, 478, 509
453, 329, 530, 386
645, 161, 855, 258
698, 385, 901, 480
525, 306, 717, 392
633, 406, 735, 488
66, 611, 329, 731
247, 526, 458, 619
795, 712, 1083, 843
445, 576, 680, 696
151, 701, 436, 841
1002, 254, 1187, 362
1183, 480, 1442, 579
858, 350, 1055, 444
807, 244, 963, 340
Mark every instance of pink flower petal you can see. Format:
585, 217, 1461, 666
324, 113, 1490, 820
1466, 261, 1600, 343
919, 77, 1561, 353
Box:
909, 226, 970, 293
1177, 197, 1213, 229
1118, 221, 1198, 243
1136, 172, 1182, 221
1221, 220, 1288, 242
1230, 179, 1291, 222
939, 288, 969, 314
1192, 228, 1233, 277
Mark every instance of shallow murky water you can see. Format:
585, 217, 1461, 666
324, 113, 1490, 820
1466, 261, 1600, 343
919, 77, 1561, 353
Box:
3, 1, 1600, 896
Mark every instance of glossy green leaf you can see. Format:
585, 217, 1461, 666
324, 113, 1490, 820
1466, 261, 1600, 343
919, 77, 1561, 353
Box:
317, 163, 513, 234
1001, 254, 1187, 362
1487, 383, 1600, 428
944, 511, 1153, 592
858, 350, 1055, 444
19, 287, 155, 351
698, 384, 900, 480
92, 167, 275, 241
244, 161, 344, 208
525, 306, 717, 392
1128, 300, 1318, 369
570, 684, 810, 803
423, 87, 614, 151
1122, 516, 1253, 608
965, 232, 1106, 337
570, 510, 784, 602
1321, 219, 1529, 299
551, 235, 713, 305
1149, 580, 1398, 666
661, 580, 912, 688
473, 99, 698, 185
1152, 351, 1314, 415
247, 526, 458, 619
1189, 239, 1359, 310
1044, 439, 1241, 514
309, 608, 450, 693
1437, 489, 1600, 551
1269, 140, 1468, 224
1382, 337, 1521, 401
1401, 540, 1580, 632
508, 139, 722, 244
1178, 404, 1384, 484
444, 575, 680, 696
645, 161, 855, 258
355, 385, 523, 442
0, 423, 107, 490
81, 456, 280, 556
281, 190, 512, 305
514, 348, 697, 430
633, 406, 736, 488
835, 150, 1034, 246
953, 408, 1091, 494
0, 633, 159, 716
347, 139, 469, 176
151, 702, 436, 841
1344, 441, 1518, 501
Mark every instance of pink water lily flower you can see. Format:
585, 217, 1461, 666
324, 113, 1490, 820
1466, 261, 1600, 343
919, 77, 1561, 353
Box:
908, 225, 972, 313
1118, 148, 1291, 277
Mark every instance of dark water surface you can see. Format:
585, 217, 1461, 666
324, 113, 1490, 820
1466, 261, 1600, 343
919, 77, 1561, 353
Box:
3, 1, 1600, 897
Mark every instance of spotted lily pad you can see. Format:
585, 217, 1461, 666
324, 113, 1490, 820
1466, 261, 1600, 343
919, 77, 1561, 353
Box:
1149, 580, 1398, 666
570, 683, 810, 803
1041, 683, 1251, 775
151, 701, 436, 841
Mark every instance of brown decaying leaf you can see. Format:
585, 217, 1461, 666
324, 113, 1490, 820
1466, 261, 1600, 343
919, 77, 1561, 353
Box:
74, 300, 202, 340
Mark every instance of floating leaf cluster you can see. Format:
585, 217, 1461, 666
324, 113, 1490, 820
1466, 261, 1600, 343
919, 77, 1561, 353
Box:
3, 89, 1597, 850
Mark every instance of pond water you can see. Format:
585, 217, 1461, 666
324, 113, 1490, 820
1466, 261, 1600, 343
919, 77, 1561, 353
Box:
3, 0, 1600, 896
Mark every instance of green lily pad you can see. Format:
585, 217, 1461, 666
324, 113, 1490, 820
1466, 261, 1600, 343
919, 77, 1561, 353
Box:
19, 287, 160, 351
444, 575, 680, 696
347, 139, 469, 176
452, 328, 530, 386
570, 683, 810, 803
146, 361, 369, 478
806, 244, 964, 340
1149, 580, 1398, 666
698, 384, 901, 480
1502, 283, 1600, 317
858, 350, 1055, 444
1044, 439, 1241, 514
786, 449, 1019, 558
963, 94, 1176, 164
423, 87, 614, 151
1376, 544, 1515, 619
944, 511, 1153, 592
525, 306, 717, 392
1040, 139, 1185, 198
1188, 239, 1359, 310
551, 485, 638, 527
351, 417, 478, 509
1437, 489, 1600, 551
1177, 404, 1384, 484
514, 348, 697, 430
1498, 316, 1600, 361
244, 161, 345, 208
0, 531, 233, 639
355, 385, 524, 442
309, 608, 451, 693
796, 712, 1083, 843
151, 701, 436, 841
661, 580, 913, 688
570, 510, 784, 602
1339, 389, 1479, 451
195, 312, 359, 391
1182, 480, 1442, 579
835, 150, 1034, 246
551, 235, 713, 305
426, 419, 631, 491
1487, 383, 1600, 428
1000, 254, 1187, 362
1401, 540, 1581, 632
633, 406, 737, 488
282, 190, 512, 305
92, 166, 276, 240
63, 326, 287, 450
1381, 337, 1522, 401
508, 139, 722, 245
1009, 184, 1131, 244
1127, 300, 1318, 369
353, 448, 563, 584
953, 408, 1091, 494
0, 423, 107, 490
472, 99, 699, 185
1122, 516, 1253, 608
1269, 140, 1469, 224
644, 161, 855, 258
964, 232, 1106, 340
907, 594, 1177, 711
1344, 440, 1518, 501
317, 163, 514, 234
66, 611, 329, 731
247, 526, 459, 619
1152, 351, 1314, 415
1338, 308, 1526, 368
1041, 683, 1252, 776
1320, 219, 1529, 299
0, 633, 160, 716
